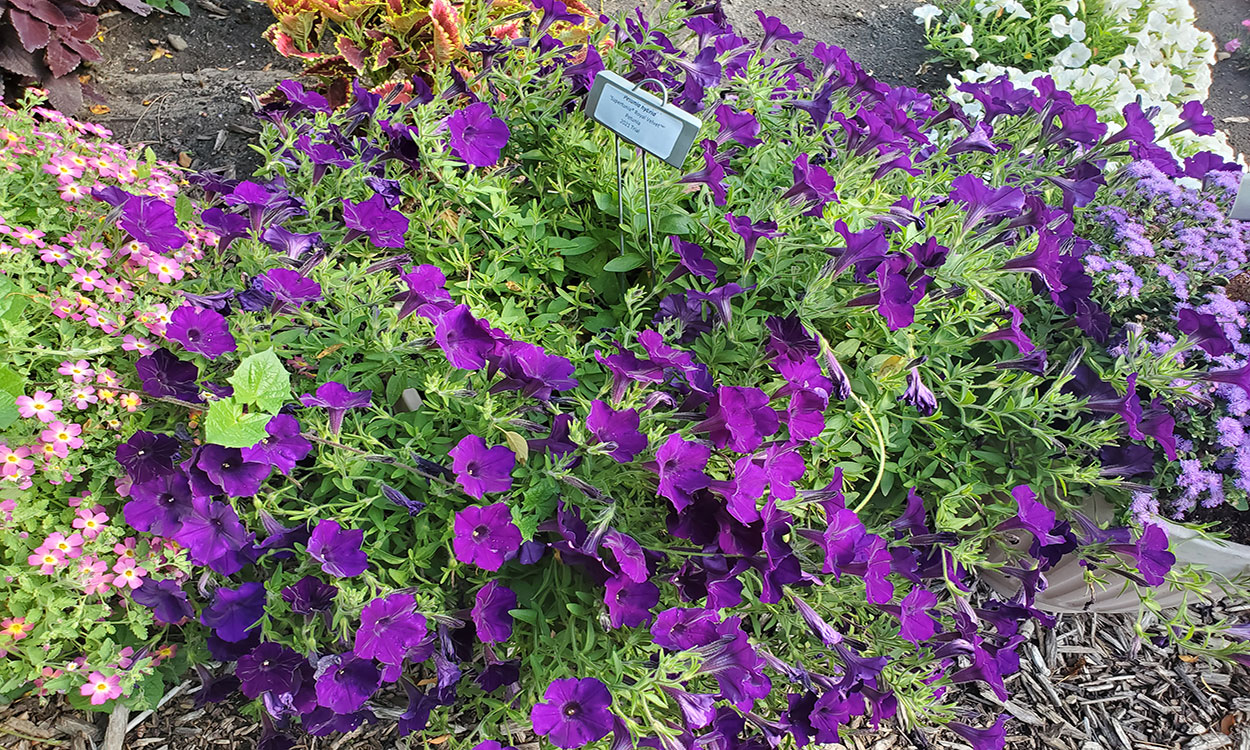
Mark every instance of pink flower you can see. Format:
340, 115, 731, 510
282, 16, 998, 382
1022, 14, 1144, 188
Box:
57, 360, 94, 384
0, 444, 34, 477
113, 538, 137, 559
16, 391, 63, 422
44, 156, 83, 180
104, 278, 132, 304
151, 643, 177, 666
1226, 38, 1243, 54
119, 393, 142, 412
146, 256, 184, 283
44, 532, 85, 559
122, 335, 154, 355
82, 308, 106, 329
70, 387, 97, 409
84, 574, 113, 596
76, 556, 106, 577
73, 509, 108, 539
37, 441, 63, 462
96, 368, 119, 387
80, 672, 122, 705
111, 559, 146, 589
28, 547, 66, 574
1, 617, 31, 641
70, 266, 103, 292
15, 228, 45, 247
40, 246, 72, 266
40, 421, 84, 453
51, 297, 77, 319
59, 182, 87, 202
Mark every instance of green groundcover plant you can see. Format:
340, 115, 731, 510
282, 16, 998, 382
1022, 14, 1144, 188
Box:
4, 1, 1250, 748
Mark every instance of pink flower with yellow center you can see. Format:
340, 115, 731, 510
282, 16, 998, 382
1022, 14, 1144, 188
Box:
104, 278, 132, 304
70, 387, 97, 409
16, 228, 45, 247
120, 393, 142, 412
43, 159, 81, 179
96, 368, 119, 387
121, 240, 147, 257
28, 547, 66, 574
1, 618, 31, 641
0, 444, 34, 477
121, 162, 141, 183
122, 335, 153, 355
77, 556, 106, 577
40, 246, 71, 266
44, 532, 85, 559
111, 559, 147, 589
59, 182, 86, 202
57, 359, 94, 384
82, 308, 106, 329
73, 509, 109, 539
39, 441, 63, 461
70, 266, 102, 292
113, 539, 137, 559
80, 672, 122, 705
51, 298, 76, 318
40, 421, 84, 452
151, 644, 177, 665
16, 391, 63, 422
146, 256, 184, 283
84, 573, 113, 596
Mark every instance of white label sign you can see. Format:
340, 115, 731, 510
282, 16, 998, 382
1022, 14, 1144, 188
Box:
1231, 172, 1250, 221
594, 84, 684, 161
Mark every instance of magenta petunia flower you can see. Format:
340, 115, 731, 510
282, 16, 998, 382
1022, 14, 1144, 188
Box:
343, 194, 410, 249
448, 102, 511, 168
449, 434, 515, 499
307, 520, 369, 578
652, 434, 711, 512
695, 386, 779, 454
166, 305, 237, 360
530, 678, 614, 749
452, 503, 522, 571
353, 592, 428, 680
299, 381, 372, 436
585, 401, 647, 463
471, 579, 517, 643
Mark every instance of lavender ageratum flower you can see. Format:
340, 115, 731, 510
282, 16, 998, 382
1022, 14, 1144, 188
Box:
947, 715, 1008, 750
314, 654, 381, 714
131, 577, 193, 624
166, 305, 237, 360
174, 496, 249, 565
237, 642, 306, 698
116, 431, 181, 483
120, 194, 187, 254
472, 580, 517, 643
604, 576, 660, 628
307, 520, 369, 578
135, 348, 202, 402
258, 268, 322, 309
435, 304, 500, 370
196, 444, 272, 498
1177, 309, 1232, 357
448, 102, 511, 168
453, 503, 522, 571
678, 139, 730, 206
898, 366, 937, 416
755, 10, 802, 50
353, 593, 428, 679
281, 576, 338, 615
978, 306, 1035, 354
652, 433, 711, 512
695, 386, 779, 453
299, 381, 372, 436
666, 236, 718, 282
125, 471, 193, 536
201, 581, 266, 642
241, 415, 312, 476
530, 678, 614, 749
725, 213, 781, 263
713, 105, 761, 147
650, 607, 720, 650
585, 401, 648, 463
342, 195, 410, 249
449, 435, 516, 499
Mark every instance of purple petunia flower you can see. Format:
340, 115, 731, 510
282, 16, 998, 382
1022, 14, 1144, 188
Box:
314, 654, 381, 714
125, 471, 193, 536
131, 578, 193, 624
897, 588, 938, 643
354, 593, 428, 681
281, 576, 339, 615
201, 581, 266, 642
261, 224, 322, 262
166, 305, 237, 361
1177, 308, 1232, 357
237, 642, 306, 699
948, 715, 1008, 750
652, 433, 711, 512
452, 503, 522, 571
678, 139, 731, 206
666, 235, 719, 282
783, 154, 838, 215
196, 444, 272, 498
995, 485, 1065, 547
713, 104, 761, 147
950, 174, 1025, 229
825, 220, 887, 278
449, 435, 515, 499
120, 194, 187, 254
585, 401, 648, 463
135, 348, 202, 402
343, 195, 409, 249
307, 520, 369, 578
1109, 523, 1175, 586
690, 283, 749, 327
471, 580, 517, 643
241, 415, 312, 476
755, 10, 803, 50
899, 366, 937, 416
695, 386, 779, 453
604, 576, 660, 628
1200, 362, 1250, 399
978, 306, 1035, 354
258, 268, 322, 309
435, 304, 501, 371
448, 102, 511, 168
530, 678, 614, 749
116, 430, 181, 484
725, 213, 781, 263
173, 496, 250, 567
299, 382, 373, 436
650, 607, 720, 650
393, 264, 455, 321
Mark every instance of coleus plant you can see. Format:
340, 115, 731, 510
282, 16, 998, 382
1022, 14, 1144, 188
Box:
0, 0, 151, 111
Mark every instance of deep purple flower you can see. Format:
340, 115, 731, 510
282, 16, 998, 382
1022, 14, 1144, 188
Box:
667, 236, 718, 282
725, 213, 782, 263
1165, 100, 1216, 138
898, 366, 937, 416
1110, 524, 1175, 586
490, 341, 578, 401
653, 433, 711, 512
241, 415, 312, 476
262, 225, 322, 262
393, 264, 454, 321
702, 616, 771, 709
1200, 362, 1250, 398
948, 715, 1008, 750
237, 642, 306, 698
756, 10, 803, 50
689, 283, 749, 326
196, 444, 272, 498
897, 588, 938, 643
651, 607, 720, 650
258, 268, 322, 309
472, 580, 517, 643
825, 220, 888, 278
223, 181, 279, 233
201, 581, 266, 642
695, 386, 779, 453
713, 104, 761, 147
121, 194, 187, 254
200, 207, 250, 252
381, 484, 427, 516
861, 254, 930, 331
531, 0, 582, 39
950, 174, 1025, 229
1139, 404, 1178, 461
435, 304, 500, 370
354, 593, 428, 680
135, 348, 201, 402
453, 503, 522, 571
315, 654, 381, 714
530, 678, 614, 749
343, 194, 409, 249
528, 413, 578, 459
585, 401, 648, 463
448, 102, 511, 168
782, 154, 838, 214
678, 139, 730, 206
308, 520, 369, 578
1105, 102, 1156, 147
299, 381, 372, 436
125, 471, 193, 536
978, 306, 1034, 354
116, 430, 181, 484
449, 435, 515, 499
1177, 309, 1232, 357
996, 485, 1065, 547
995, 350, 1049, 376
604, 576, 660, 628
131, 578, 193, 624
174, 496, 250, 567
281, 576, 339, 615
1078, 371, 1144, 440
166, 305, 237, 360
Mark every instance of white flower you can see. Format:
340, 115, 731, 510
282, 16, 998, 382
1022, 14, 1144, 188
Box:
1048, 14, 1086, 41
1002, 0, 1031, 20
964, 46, 981, 61
956, 23, 974, 45
913, 4, 942, 26
1061, 0, 1078, 12
1055, 41, 1092, 67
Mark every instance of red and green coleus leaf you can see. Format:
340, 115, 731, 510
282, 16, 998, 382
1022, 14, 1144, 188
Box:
334, 33, 365, 73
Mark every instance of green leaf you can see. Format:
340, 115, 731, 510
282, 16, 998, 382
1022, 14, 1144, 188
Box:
227, 349, 290, 412
204, 397, 272, 448
170, 0, 190, 14
0, 364, 23, 396
656, 212, 695, 236
603, 254, 644, 273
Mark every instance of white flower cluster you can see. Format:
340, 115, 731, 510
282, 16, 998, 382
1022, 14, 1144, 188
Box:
914, 0, 1234, 159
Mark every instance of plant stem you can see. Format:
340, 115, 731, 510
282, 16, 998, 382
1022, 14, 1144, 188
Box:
850, 389, 887, 514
